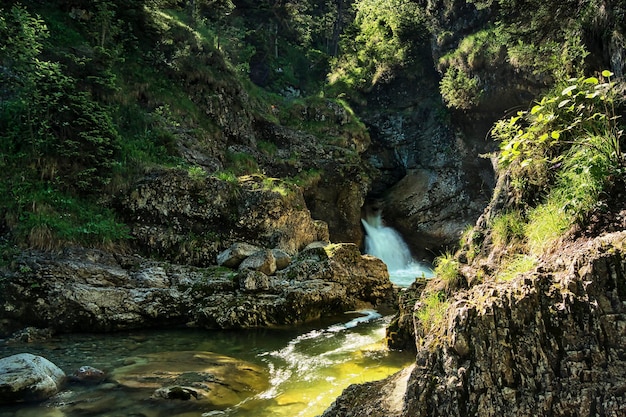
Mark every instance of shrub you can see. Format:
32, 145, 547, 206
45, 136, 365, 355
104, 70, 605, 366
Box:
439, 66, 482, 109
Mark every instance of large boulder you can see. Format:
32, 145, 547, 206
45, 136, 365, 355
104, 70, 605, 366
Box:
0, 353, 66, 404
217, 243, 262, 268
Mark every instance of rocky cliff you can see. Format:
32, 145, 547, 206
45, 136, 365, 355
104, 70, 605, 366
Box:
321, 227, 626, 417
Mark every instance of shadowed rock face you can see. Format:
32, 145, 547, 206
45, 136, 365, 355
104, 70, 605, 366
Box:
321, 231, 626, 417
0, 243, 394, 336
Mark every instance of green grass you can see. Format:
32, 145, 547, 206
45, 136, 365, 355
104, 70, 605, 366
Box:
433, 251, 460, 284
491, 210, 526, 249
415, 291, 450, 336
4, 185, 130, 250
524, 200, 572, 255
497, 254, 536, 282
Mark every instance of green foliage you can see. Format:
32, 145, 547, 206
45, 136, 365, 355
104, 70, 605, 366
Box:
490, 210, 525, 249
0, 5, 120, 194
524, 200, 572, 255
434, 252, 460, 285
328, 0, 427, 94
225, 150, 259, 175
187, 166, 207, 182
439, 66, 482, 110
491, 71, 624, 255
494, 72, 623, 200
1, 182, 130, 250
507, 36, 588, 80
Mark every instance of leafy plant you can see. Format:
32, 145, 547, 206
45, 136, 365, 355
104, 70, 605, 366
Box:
187, 165, 207, 182
493, 71, 624, 206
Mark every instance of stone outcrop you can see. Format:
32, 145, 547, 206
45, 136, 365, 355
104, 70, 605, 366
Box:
0, 243, 394, 336
321, 231, 626, 417
117, 169, 325, 266
0, 353, 66, 404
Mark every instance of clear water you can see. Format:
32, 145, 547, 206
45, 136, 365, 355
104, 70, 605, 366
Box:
0, 311, 414, 417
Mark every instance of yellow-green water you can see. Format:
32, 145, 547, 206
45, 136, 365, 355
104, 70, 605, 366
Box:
0, 311, 414, 417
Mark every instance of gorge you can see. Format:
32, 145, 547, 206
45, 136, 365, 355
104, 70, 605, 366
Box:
1, 1, 626, 417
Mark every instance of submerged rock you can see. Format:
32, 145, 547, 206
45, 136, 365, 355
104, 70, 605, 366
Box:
0, 353, 66, 404
111, 351, 269, 408
69, 366, 107, 385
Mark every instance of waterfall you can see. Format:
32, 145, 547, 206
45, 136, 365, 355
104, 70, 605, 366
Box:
361, 212, 433, 286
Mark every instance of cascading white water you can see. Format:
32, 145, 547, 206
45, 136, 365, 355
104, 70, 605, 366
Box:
361, 212, 433, 286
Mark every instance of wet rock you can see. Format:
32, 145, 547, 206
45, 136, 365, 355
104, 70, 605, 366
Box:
0, 353, 66, 404
111, 351, 269, 408
1, 243, 393, 334
7, 327, 53, 343
152, 386, 200, 401
69, 366, 106, 385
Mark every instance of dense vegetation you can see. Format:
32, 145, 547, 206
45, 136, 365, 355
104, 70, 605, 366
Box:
0, 0, 624, 266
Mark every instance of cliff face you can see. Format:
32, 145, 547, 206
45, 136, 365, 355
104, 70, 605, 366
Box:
322, 230, 626, 417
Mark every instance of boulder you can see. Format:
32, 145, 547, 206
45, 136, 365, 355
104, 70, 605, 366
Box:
217, 243, 261, 268
272, 248, 292, 270
0, 353, 66, 404
238, 249, 276, 275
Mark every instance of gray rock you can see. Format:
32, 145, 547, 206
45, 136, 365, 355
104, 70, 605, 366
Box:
0, 353, 66, 404
238, 249, 276, 275
217, 243, 261, 268
271, 248, 291, 270
238, 270, 271, 292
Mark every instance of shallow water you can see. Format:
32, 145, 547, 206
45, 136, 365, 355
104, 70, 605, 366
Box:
0, 311, 414, 417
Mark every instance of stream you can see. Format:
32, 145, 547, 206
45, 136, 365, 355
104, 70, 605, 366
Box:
1, 216, 430, 417
0, 310, 414, 417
